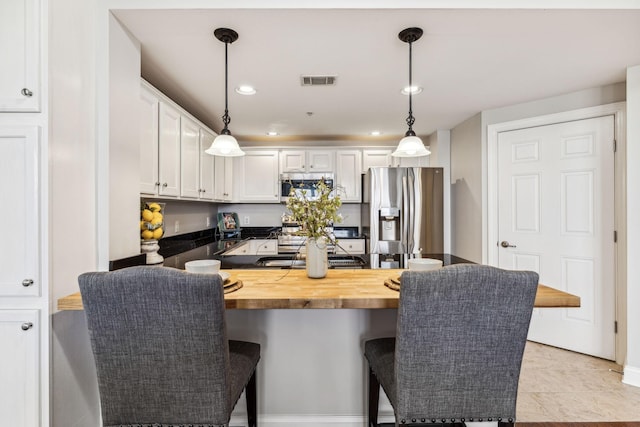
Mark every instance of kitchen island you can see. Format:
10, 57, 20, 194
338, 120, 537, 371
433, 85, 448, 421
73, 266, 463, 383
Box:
57, 267, 580, 426
57, 268, 579, 310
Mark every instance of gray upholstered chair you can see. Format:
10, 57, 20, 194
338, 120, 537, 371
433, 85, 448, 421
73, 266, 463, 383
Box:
364, 264, 538, 427
79, 266, 260, 427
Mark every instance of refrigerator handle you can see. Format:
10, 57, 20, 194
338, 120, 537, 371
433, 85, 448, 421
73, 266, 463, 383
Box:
403, 175, 412, 254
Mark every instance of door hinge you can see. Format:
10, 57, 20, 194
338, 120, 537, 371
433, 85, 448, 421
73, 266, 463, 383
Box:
615, 320, 618, 334
614, 230, 618, 243
614, 139, 617, 152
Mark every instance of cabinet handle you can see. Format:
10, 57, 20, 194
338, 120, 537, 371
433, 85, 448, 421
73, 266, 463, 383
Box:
21, 88, 33, 97
162, 183, 168, 187
22, 279, 34, 287
22, 322, 33, 331
155, 182, 160, 187
202, 189, 206, 193
310, 165, 313, 168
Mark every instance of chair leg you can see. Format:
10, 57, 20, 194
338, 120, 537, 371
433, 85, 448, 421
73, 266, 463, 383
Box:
368, 366, 380, 427
246, 370, 257, 427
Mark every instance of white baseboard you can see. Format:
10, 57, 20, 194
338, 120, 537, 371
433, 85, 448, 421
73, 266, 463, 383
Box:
623, 363, 640, 388
229, 413, 395, 427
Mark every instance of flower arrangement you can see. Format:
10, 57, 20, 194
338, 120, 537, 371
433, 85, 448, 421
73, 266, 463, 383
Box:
285, 179, 342, 241
140, 201, 164, 241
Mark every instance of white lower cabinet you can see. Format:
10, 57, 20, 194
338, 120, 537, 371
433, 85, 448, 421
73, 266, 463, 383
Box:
0, 310, 40, 427
335, 150, 362, 203
334, 239, 366, 255
224, 239, 277, 255
235, 150, 280, 203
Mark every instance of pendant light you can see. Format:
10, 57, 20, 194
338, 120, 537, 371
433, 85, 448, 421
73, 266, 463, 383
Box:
205, 27, 245, 157
392, 27, 430, 158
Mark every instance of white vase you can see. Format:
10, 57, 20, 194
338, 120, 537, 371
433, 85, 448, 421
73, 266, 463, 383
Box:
140, 239, 164, 265
306, 237, 328, 279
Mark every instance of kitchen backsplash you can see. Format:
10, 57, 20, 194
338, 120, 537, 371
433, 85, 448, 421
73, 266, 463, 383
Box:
144, 199, 362, 239
223, 203, 362, 228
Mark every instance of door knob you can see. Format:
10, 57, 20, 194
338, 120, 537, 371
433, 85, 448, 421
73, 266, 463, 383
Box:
500, 241, 516, 248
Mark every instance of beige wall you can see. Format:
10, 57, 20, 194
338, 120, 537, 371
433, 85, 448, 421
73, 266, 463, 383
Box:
450, 113, 483, 262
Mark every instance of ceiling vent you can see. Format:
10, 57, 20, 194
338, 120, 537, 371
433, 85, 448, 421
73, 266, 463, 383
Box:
301, 75, 337, 86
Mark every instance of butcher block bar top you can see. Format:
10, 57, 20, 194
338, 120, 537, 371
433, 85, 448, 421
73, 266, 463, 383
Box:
57, 268, 580, 310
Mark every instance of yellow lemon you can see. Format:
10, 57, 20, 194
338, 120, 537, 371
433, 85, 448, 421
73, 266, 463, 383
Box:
148, 202, 161, 212
152, 212, 163, 222
150, 217, 162, 226
141, 229, 154, 240
140, 220, 147, 231
152, 227, 163, 239
142, 209, 153, 221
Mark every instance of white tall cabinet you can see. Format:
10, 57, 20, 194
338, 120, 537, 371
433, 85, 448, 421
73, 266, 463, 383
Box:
0, 0, 47, 425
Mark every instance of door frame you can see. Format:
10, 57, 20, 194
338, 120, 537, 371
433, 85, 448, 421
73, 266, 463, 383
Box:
487, 102, 626, 364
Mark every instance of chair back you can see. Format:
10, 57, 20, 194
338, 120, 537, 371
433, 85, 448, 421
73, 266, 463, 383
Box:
79, 266, 231, 426
395, 264, 538, 423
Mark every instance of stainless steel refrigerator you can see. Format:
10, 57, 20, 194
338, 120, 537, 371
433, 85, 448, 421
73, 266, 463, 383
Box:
362, 167, 444, 268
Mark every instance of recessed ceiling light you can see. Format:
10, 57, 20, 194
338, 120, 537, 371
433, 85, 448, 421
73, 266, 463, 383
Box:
267, 131, 279, 136
401, 86, 422, 95
370, 131, 382, 136
235, 85, 256, 95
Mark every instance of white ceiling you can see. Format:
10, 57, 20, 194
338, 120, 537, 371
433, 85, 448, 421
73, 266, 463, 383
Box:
113, 8, 640, 142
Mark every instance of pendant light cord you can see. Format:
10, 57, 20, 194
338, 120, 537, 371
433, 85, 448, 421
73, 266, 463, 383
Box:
406, 40, 416, 135
222, 40, 231, 134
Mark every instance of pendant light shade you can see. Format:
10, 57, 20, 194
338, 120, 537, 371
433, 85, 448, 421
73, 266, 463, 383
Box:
206, 27, 245, 157
392, 27, 430, 158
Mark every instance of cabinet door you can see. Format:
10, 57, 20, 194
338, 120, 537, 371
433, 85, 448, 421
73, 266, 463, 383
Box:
199, 129, 215, 200
307, 150, 334, 172
158, 102, 181, 197
362, 149, 394, 173
335, 150, 362, 203
280, 150, 306, 173
397, 155, 430, 167
0, 127, 39, 297
180, 116, 201, 199
0, 310, 40, 426
0, 0, 40, 112
334, 239, 366, 255
237, 150, 279, 202
139, 86, 159, 195
214, 156, 233, 201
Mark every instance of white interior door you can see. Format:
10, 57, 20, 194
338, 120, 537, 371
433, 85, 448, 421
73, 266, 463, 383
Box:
497, 115, 616, 360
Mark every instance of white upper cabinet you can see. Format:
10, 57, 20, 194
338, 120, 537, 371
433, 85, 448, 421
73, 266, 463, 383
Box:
280, 149, 335, 173
335, 150, 362, 203
0, 127, 39, 297
139, 85, 160, 195
396, 154, 430, 167
0, 0, 40, 112
199, 129, 215, 201
362, 149, 395, 173
179, 115, 201, 199
236, 150, 280, 203
214, 156, 233, 202
158, 102, 181, 197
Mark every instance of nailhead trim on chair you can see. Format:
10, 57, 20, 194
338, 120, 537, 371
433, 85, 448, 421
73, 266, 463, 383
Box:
109, 424, 229, 427
396, 415, 514, 424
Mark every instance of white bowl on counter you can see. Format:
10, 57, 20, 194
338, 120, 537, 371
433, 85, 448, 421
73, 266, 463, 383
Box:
407, 258, 443, 271
184, 259, 221, 274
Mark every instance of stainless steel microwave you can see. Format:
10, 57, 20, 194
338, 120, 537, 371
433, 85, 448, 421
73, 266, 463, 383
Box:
280, 173, 334, 202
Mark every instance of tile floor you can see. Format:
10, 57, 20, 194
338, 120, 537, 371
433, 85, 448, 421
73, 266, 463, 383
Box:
517, 342, 640, 422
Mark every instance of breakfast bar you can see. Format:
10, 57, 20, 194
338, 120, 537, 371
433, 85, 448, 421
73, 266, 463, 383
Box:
57, 268, 580, 310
